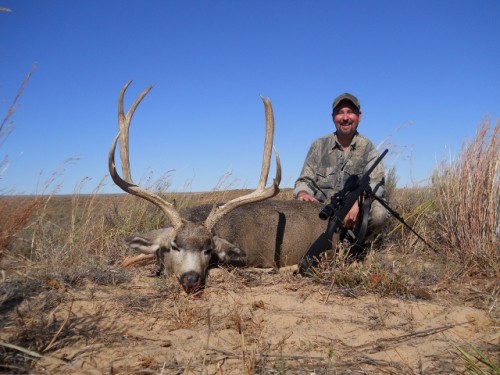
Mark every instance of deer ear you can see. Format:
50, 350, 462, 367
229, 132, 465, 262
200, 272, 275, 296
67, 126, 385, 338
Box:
125, 235, 161, 254
125, 228, 175, 254
213, 236, 247, 266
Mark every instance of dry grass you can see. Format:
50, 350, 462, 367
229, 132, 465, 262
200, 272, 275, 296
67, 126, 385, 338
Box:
384, 186, 436, 254
1, 64, 39, 255
0, 196, 43, 250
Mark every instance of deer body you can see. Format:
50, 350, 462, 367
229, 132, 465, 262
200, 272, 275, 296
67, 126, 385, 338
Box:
125, 200, 327, 291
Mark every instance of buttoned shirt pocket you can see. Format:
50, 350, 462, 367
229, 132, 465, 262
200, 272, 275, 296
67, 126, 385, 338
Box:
338, 163, 364, 193
315, 166, 337, 201
343, 163, 364, 178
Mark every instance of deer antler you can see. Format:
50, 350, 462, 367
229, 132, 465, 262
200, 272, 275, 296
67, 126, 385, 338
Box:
108, 81, 184, 230
117, 81, 153, 183
203, 96, 281, 232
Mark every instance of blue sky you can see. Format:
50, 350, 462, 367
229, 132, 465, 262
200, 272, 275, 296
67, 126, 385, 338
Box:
1, 1, 499, 195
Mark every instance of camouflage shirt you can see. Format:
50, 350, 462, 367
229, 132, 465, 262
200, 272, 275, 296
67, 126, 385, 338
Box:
293, 131, 386, 203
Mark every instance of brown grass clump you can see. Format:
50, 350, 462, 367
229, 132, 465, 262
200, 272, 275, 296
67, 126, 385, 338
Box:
307, 243, 437, 302
432, 119, 499, 277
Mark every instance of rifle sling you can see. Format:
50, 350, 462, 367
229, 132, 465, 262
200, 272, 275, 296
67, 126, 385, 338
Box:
354, 194, 371, 246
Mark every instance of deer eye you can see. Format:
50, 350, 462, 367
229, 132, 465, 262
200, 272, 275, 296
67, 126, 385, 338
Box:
203, 248, 213, 256
170, 243, 180, 252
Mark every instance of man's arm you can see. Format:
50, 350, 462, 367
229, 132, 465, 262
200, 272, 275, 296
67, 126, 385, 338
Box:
293, 143, 319, 200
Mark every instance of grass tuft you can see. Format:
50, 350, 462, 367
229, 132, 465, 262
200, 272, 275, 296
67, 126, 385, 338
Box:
432, 120, 499, 277
453, 340, 500, 375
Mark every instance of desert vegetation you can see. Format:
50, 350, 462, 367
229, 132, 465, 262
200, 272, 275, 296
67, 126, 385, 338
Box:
0, 76, 498, 373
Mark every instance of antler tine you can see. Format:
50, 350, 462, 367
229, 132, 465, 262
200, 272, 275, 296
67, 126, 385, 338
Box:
204, 97, 281, 232
110, 82, 184, 230
256, 96, 276, 190
118, 80, 154, 183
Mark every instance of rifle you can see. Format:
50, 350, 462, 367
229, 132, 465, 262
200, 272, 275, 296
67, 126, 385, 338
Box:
297, 149, 388, 274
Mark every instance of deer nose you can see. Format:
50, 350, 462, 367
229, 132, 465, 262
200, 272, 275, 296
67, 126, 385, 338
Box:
179, 271, 204, 293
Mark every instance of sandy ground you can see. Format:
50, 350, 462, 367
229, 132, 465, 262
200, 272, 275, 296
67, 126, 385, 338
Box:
4, 264, 493, 375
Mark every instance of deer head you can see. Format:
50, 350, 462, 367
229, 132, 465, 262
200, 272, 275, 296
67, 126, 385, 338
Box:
109, 81, 281, 294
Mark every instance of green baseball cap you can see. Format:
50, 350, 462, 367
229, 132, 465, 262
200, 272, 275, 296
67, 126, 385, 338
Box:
332, 93, 361, 112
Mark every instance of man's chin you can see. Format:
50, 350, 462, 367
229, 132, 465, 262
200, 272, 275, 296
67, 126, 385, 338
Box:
338, 128, 355, 136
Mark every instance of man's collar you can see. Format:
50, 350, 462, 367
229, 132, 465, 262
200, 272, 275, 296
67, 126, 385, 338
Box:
332, 131, 358, 150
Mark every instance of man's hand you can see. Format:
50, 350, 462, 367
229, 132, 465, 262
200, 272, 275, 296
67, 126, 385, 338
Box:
343, 201, 360, 228
296, 191, 318, 202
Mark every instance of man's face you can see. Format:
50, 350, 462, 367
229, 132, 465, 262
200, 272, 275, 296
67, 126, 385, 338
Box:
332, 100, 362, 139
